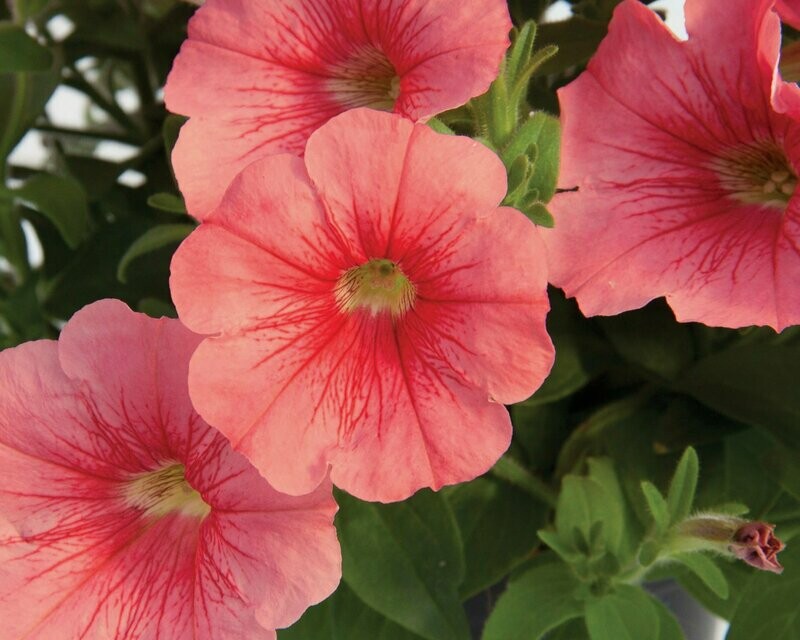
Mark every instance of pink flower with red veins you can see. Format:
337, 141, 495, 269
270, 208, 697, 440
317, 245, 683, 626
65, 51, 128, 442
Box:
543, 0, 800, 330
170, 108, 555, 503
164, 0, 512, 219
0, 300, 341, 640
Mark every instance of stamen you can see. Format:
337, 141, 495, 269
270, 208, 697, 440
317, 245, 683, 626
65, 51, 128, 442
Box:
714, 142, 797, 209
124, 463, 210, 519
327, 46, 400, 111
335, 258, 416, 318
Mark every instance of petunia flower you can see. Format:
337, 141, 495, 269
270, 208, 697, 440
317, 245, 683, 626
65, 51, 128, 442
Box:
0, 300, 341, 640
164, 0, 512, 219
170, 108, 554, 503
777, 0, 800, 29
543, 0, 800, 330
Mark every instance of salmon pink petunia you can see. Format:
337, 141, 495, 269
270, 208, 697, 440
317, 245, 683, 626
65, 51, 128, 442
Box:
170, 108, 554, 503
0, 300, 341, 640
544, 0, 800, 330
164, 0, 512, 219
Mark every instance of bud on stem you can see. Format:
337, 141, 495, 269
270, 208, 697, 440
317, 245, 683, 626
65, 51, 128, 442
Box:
672, 515, 784, 574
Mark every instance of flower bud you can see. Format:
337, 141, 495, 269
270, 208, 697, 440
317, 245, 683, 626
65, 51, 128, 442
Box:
730, 522, 784, 574
673, 515, 785, 574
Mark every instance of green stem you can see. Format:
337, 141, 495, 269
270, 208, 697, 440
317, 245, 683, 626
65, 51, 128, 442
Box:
33, 123, 141, 145
64, 71, 145, 139
491, 456, 558, 507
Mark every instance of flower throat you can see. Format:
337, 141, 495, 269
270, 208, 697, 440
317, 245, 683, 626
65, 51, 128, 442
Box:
335, 258, 416, 318
124, 463, 210, 519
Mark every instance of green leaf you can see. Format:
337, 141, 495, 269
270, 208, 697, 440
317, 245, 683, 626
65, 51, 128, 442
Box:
446, 476, 547, 598
117, 223, 194, 283
482, 558, 583, 640
536, 17, 608, 76
0, 23, 52, 72
280, 582, 424, 640
726, 543, 800, 640
679, 343, 800, 448
585, 586, 660, 640
0, 194, 28, 276
672, 553, 729, 600
426, 117, 455, 135
0, 64, 59, 161
666, 447, 699, 525
163, 114, 186, 160
42, 218, 172, 320
519, 200, 554, 227
598, 301, 694, 379
524, 290, 610, 406
15, 174, 91, 248
502, 112, 561, 203
336, 490, 469, 640
147, 192, 187, 215
641, 481, 670, 535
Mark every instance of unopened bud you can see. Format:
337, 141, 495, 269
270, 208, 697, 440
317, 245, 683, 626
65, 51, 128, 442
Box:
673, 515, 785, 574
730, 522, 784, 574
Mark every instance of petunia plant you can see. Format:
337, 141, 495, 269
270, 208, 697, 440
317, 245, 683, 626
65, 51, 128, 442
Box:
1, 0, 799, 639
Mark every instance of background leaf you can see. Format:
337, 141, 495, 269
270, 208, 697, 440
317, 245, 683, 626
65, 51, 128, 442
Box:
482, 558, 583, 640
0, 23, 52, 72
15, 174, 91, 248
336, 490, 469, 640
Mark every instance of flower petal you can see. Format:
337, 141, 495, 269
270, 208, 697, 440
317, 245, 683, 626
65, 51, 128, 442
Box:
545, 0, 800, 329
165, 0, 511, 217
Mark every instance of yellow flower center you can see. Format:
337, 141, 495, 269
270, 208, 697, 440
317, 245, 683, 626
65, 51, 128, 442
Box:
124, 463, 210, 519
715, 142, 797, 209
335, 258, 416, 318
327, 46, 400, 111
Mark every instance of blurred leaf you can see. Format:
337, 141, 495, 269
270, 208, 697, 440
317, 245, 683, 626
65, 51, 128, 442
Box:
679, 344, 800, 448
525, 289, 610, 405
641, 481, 669, 536
546, 618, 590, 640
280, 582, 424, 640
336, 490, 469, 640
585, 586, 660, 640
0, 23, 52, 72
42, 218, 171, 319
649, 595, 686, 640
0, 195, 28, 276
652, 396, 746, 454
536, 17, 608, 75
482, 558, 583, 640
512, 401, 571, 471
163, 114, 186, 167
62, 5, 142, 52
147, 192, 186, 214
598, 301, 695, 380
14, 174, 91, 248
63, 156, 124, 201
447, 476, 547, 598
666, 448, 699, 525
11, 0, 51, 20
672, 553, 729, 600
765, 446, 800, 501
726, 543, 800, 640
137, 297, 176, 319
117, 223, 193, 283
0, 65, 59, 161
0, 276, 49, 344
